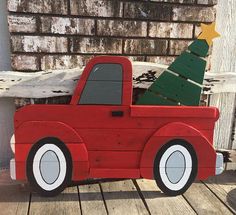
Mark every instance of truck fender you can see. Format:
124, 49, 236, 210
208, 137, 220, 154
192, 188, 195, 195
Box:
16, 121, 82, 144
15, 121, 89, 181
140, 122, 216, 180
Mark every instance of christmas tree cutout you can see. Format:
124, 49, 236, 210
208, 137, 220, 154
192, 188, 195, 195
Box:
136, 23, 220, 106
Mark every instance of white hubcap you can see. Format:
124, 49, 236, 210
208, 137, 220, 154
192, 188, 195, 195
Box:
159, 145, 192, 191
33, 144, 67, 191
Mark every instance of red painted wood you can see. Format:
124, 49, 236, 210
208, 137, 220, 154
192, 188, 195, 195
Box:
14, 105, 217, 130
140, 122, 216, 180
15, 121, 83, 144
72, 161, 89, 181
70, 56, 133, 106
77, 128, 155, 151
131, 105, 219, 119
88, 151, 141, 169
89, 168, 140, 178
13, 56, 220, 189
16, 161, 27, 181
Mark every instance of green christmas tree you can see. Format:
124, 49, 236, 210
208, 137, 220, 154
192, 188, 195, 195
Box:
136, 23, 220, 106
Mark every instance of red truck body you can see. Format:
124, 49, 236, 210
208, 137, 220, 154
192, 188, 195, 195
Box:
11, 56, 222, 196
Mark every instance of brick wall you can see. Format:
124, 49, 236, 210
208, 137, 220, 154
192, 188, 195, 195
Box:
7, 0, 217, 71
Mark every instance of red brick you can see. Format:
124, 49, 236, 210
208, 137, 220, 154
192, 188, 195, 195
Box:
11, 36, 68, 53
97, 20, 147, 37
8, 0, 68, 14
11, 54, 39, 70
70, 0, 122, 17
124, 39, 168, 55
149, 22, 193, 38
41, 17, 95, 35
169, 40, 192, 55
172, 6, 216, 22
70, 37, 122, 54
41, 55, 93, 70
8, 15, 37, 33
124, 2, 171, 21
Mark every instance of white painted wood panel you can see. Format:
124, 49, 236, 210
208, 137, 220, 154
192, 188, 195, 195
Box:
210, 0, 236, 149
0, 62, 235, 98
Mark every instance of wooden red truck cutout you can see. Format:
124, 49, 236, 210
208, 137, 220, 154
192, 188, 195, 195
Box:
10, 55, 224, 197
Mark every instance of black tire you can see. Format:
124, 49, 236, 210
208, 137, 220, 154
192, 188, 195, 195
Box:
154, 139, 197, 196
27, 137, 72, 197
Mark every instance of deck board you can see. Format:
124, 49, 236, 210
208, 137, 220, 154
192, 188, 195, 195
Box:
204, 171, 236, 214
79, 184, 107, 215
100, 179, 149, 215
0, 171, 235, 215
29, 186, 81, 215
0, 184, 29, 215
136, 179, 196, 215
183, 182, 233, 214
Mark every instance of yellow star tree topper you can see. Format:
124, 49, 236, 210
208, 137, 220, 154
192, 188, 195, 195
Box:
198, 22, 220, 46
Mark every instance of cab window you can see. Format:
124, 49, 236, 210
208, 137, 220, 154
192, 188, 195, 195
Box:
79, 63, 123, 105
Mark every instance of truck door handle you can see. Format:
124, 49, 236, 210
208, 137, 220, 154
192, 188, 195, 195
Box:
111, 111, 124, 117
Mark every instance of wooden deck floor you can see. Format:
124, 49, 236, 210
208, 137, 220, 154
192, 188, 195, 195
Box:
0, 171, 235, 215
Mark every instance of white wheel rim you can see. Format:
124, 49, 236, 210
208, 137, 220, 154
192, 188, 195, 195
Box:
33, 144, 67, 191
159, 145, 192, 191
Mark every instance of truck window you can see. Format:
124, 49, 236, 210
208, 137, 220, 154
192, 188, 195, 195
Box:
79, 63, 123, 105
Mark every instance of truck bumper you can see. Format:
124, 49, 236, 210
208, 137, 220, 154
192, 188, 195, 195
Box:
215, 153, 224, 175
10, 159, 16, 180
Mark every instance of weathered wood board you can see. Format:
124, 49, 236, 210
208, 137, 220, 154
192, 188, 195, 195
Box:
203, 171, 236, 214
0, 184, 29, 215
232, 117, 236, 149
0, 62, 235, 98
217, 149, 236, 163
79, 184, 107, 215
183, 182, 232, 214
136, 179, 195, 215
29, 186, 81, 215
209, 0, 236, 150
100, 179, 149, 215
0, 175, 235, 215
210, 93, 236, 149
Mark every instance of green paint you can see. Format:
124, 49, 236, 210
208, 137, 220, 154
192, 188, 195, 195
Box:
136, 38, 209, 106
136, 90, 178, 106
168, 51, 206, 84
149, 72, 201, 106
188, 39, 209, 57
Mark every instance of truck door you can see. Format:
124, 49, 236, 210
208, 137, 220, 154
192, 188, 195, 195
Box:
71, 57, 154, 177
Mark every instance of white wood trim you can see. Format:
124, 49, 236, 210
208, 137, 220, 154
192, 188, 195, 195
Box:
210, 0, 236, 150
0, 62, 236, 98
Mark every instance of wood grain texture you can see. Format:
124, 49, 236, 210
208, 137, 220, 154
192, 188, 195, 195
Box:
0, 62, 235, 98
79, 184, 107, 215
29, 186, 81, 215
100, 179, 149, 215
0, 184, 29, 215
232, 118, 236, 149
136, 179, 195, 215
183, 182, 232, 215
209, 0, 236, 150
210, 93, 236, 149
217, 149, 236, 163
204, 171, 236, 214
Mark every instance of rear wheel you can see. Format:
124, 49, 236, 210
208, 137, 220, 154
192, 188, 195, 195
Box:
27, 138, 72, 197
154, 139, 197, 196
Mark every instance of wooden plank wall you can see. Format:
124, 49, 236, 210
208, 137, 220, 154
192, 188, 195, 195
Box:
210, 0, 236, 150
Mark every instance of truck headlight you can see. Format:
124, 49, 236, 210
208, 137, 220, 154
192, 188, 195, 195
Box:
10, 134, 15, 154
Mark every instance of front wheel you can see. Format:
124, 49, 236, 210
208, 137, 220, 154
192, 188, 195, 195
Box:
154, 140, 197, 196
27, 138, 72, 197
